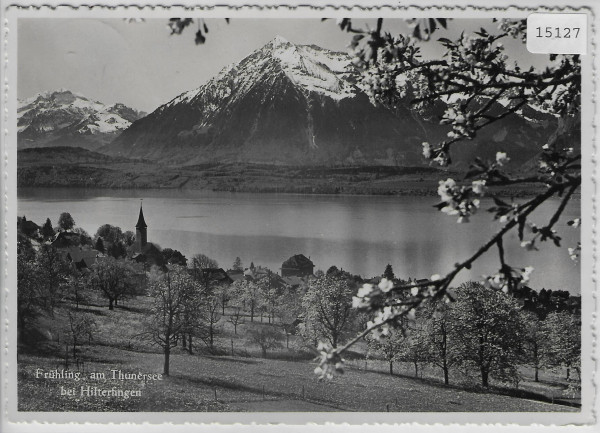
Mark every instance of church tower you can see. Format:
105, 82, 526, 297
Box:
135, 202, 148, 251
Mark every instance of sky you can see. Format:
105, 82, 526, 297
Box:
18, 18, 551, 113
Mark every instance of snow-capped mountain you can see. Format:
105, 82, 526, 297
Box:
103, 36, 427, 165
18, 89, 145, 151
104, 37, 560, 167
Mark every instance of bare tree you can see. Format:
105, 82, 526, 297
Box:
64, 310, 97, 359
143, 265, 203, 375
228, 306, 245, 335
248, 326, 283, 358
87, 257, 135, 310
190, 253, 219, 271
199, 296, 221, 350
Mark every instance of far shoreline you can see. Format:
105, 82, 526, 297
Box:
16, 183, 567, 199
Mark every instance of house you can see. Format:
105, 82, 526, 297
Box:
281, 254, 314, 277
201, 268, 234, 286
63, 246, 102, 270
51, 231, 82, 248
226, 269, 245, 283
17, 217, 40, 237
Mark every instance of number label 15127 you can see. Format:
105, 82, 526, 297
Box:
535, 26, 580, 39
527, 13, 587, 54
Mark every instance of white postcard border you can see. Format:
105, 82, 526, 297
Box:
1, 0, 597, 430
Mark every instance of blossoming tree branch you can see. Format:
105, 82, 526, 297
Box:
313, 18, 581, 379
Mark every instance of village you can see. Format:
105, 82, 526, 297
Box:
15, 200, 582, 412
18, 202, 321, 294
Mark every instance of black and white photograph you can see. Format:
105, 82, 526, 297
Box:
3, 4, 594, 425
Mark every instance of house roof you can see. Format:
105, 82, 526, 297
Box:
282, 254, 314, 269
203, 268, 234, 284
51, 231, 82, 247
226, 269, 245, 282
19, 219, 40, 234
64, 246, 101, 268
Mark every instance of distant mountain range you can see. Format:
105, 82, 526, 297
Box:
19, 37, 565, 170
17, 89, 145, 151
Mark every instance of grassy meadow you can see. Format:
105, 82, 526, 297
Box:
18, 293, 579, 412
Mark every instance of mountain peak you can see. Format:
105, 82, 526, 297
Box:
17, 90, 144, 148
271, 35, 290, 47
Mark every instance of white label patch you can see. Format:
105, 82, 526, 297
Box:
527, 13, 587, 54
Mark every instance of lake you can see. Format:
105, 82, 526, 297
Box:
17, 187, 581, 293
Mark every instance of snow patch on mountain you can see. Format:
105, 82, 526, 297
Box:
269, 37, 355, 100
160, 36, 357, 115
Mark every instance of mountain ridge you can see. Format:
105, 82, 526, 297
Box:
17, 89, 146, 151
102, 37, 428, 165
102, 37, 562, 168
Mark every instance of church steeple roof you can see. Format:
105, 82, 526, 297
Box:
136, 202, 147, 229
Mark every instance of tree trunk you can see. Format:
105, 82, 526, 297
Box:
109, 298, 114, 310
164, 346, 170, 376
566, 368, 570, 380
209, 325, 214, 349
262, 347, 267, 358
535, 365, 539, 382
182, 333, 187, 349
443, 365, 449, 386
389, 360, 394, 376
188, 334, 193, 354
250, 302, 254, 322
286, 334, 289, 349
414, 362, 418, 378
481, 367, 489, 387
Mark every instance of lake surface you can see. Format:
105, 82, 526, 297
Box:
18, 188, 581, 293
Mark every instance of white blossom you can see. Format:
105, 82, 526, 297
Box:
437, 178, 457, 202
496, 152, 510, 166
352, 296, 370, 309
521, 266, 534, 284
378, 278, 394, 293
568, 243, 581, 262
520, 240, 537, 251
433, 151, 449, 166
357, 283, 374, 298
471, 180, 487, 196
422, 141, 432, 158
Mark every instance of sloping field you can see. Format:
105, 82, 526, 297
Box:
18, 349, 576, 412
17, 295, 578, 412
